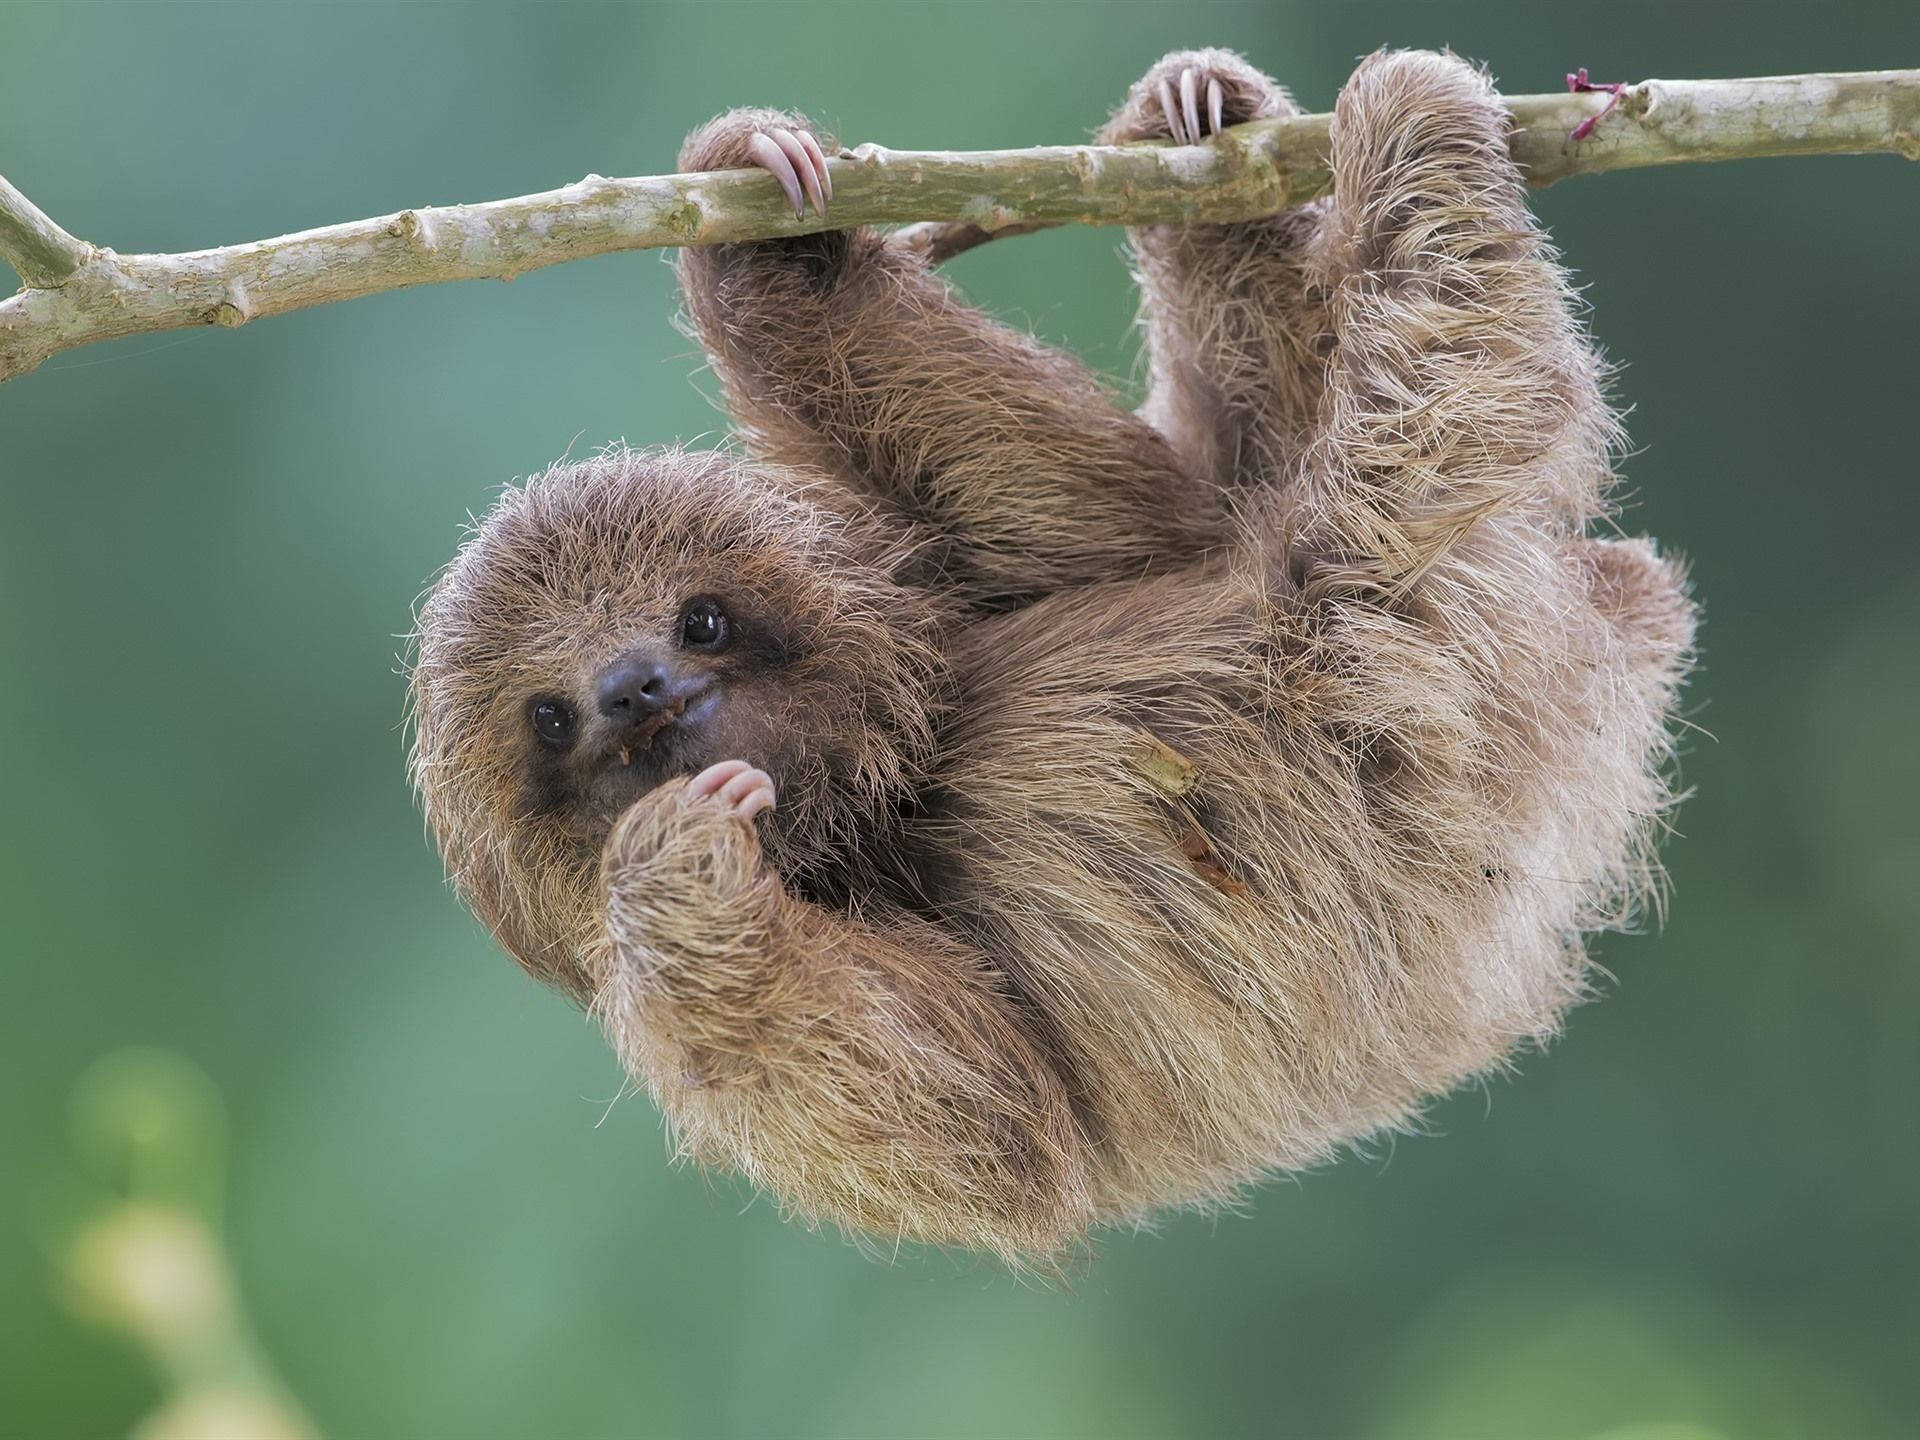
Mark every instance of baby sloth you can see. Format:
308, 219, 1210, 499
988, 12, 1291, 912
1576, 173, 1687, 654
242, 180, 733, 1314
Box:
411, 49, 1695, 1262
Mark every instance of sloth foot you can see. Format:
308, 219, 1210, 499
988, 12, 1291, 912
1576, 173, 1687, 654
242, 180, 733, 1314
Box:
744, 126, 832, 219
682, 759, 777, 822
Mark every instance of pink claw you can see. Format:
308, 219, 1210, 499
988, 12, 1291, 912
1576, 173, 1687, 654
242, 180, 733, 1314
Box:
769, 127, 827, 217
1565, 66, 1627, 144
1180, 66, 1202, 145
745, 132, 806, 218
794, 128, 832, 203
1207, 75, 1224, 137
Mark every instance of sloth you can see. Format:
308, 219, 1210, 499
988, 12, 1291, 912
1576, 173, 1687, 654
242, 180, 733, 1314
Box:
409, 48, 1695, 1262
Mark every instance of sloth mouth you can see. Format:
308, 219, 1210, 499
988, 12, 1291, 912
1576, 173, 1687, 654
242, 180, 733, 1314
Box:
607, 688, 717, 767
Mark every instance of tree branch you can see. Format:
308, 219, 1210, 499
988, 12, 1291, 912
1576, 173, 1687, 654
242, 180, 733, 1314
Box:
3, 69, 1914, 383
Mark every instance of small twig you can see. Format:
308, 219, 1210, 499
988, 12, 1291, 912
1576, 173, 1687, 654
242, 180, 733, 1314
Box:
1566, 68, 1630, 144
3, 69, 1915, 383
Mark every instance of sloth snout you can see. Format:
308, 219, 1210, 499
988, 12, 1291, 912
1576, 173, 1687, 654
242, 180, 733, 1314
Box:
597, 652, 677, 720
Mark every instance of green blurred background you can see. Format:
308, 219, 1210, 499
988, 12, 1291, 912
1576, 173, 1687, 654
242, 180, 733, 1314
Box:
4, 2, 1917, 1436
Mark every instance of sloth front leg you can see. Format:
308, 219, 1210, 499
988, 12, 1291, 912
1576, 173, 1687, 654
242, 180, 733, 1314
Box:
674, 109, 1221, 606
1100, 48, 1334, 492
594, 763, 1095, 1261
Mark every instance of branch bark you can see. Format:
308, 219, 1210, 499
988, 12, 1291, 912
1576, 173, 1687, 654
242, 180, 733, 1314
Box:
3, 69, 1915, 383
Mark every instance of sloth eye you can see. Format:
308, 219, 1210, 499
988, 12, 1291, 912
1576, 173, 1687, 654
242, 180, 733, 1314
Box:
679, 598, 730, 651
530, 698, 577, 747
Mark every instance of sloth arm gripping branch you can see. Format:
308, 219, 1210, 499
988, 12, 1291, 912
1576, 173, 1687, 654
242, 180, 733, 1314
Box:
674, 108, 1227, 609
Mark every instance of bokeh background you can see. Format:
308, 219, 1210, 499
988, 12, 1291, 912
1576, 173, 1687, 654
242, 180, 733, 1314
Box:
4, 2, 1917, 1437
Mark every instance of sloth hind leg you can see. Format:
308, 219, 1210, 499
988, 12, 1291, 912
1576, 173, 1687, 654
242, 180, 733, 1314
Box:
1299, 49, 1617, 586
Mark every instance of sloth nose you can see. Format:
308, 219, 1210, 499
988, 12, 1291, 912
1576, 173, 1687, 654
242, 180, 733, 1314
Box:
596, 653, 674, 720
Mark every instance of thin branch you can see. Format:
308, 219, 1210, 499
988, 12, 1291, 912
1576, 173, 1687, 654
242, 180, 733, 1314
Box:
0, 173, 92, 289
3, 69, 1915, 383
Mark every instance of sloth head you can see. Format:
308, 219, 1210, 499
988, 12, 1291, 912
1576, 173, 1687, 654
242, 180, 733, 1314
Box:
409, 446, 946, 995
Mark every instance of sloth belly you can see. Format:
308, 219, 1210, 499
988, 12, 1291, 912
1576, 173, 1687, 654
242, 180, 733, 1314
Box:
908, 556, 1627, 1214
916, 568, 1389, 1209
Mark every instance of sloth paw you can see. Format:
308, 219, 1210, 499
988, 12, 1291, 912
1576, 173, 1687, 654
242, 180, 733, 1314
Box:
1101, 49, 1294, 146
682, 759, 777, 822
678, 110, 833, 219
744, 126, 832, 219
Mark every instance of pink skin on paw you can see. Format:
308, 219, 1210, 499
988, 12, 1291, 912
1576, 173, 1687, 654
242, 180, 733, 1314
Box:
1565, 67, 1627, 144
743, 127, 832, 219
684, 759, 777, 822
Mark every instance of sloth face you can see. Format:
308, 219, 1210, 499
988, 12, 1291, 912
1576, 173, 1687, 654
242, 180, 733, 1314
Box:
511, 581, 815, 849
409, 446, 945, 987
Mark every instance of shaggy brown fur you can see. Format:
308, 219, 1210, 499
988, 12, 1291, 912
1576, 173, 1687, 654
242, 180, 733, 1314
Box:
409, 48, 1696, 1263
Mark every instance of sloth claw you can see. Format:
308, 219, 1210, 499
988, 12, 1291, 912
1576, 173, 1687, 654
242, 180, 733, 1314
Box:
1180, 66, 1201, 147
794, 128, 832, 202
745, 132, 804, 217
684, 759, 777, 822
746, 126, 830, 219
1157, 76, 1185, 144
1158, 65, 1231, 144
771, 127, 827, 216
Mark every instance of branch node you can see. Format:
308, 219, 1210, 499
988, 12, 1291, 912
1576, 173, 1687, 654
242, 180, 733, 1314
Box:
210, 282, 253, 328
663, 198, 705, 244
386, 209, 437, 248
960, 197, 1024, 229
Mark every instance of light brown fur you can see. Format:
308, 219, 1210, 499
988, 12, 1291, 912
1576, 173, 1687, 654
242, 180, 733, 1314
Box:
409, 49, 1696, 1264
